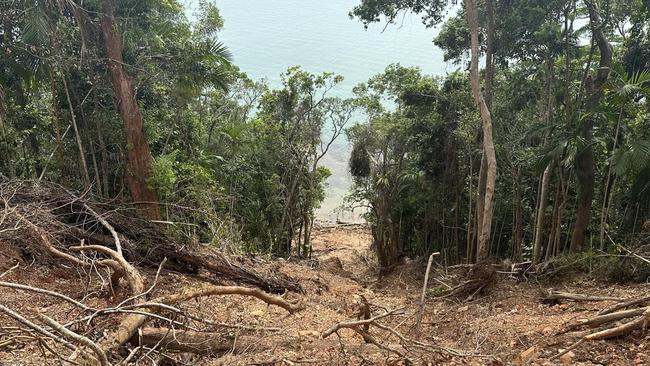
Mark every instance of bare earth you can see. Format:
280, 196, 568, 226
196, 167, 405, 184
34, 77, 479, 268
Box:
1, 225, 649, 365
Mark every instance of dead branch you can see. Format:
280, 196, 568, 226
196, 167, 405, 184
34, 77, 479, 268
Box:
0, 281, 93, 311
67, 245, 146, 355
321, 309, 403, 339
135, 327, 262, 355
584, 307, 650, 340
13, 211, 124, 281
0, 304, 76, 352
0, 262, 19, 279
416, 252, 439, 340
81, 202, 123, 256
541, 289, 623, 302
159, 285, 303, 313
70, 245, 142, 294
39, 314, 110, 366
573, 307, 647, 328
552, 308, 650, 361
599, 294, 650, 315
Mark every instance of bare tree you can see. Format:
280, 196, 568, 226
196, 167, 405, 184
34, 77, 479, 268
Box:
465, 0, 497, 261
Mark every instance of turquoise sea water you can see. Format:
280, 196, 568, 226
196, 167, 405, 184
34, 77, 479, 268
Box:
187, 0, 452, 220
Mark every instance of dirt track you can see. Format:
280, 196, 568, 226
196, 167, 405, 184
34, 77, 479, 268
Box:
1, 225, 649, 365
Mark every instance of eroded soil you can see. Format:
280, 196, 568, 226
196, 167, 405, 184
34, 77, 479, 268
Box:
1, 225, 649, 365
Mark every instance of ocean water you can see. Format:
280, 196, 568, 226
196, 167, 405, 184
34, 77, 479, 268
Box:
186, 0, 452, 221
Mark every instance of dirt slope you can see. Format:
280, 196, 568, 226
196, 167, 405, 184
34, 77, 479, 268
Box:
1, 225, 649, 365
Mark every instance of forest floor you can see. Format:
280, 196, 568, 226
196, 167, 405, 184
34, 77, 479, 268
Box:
1, 225, 649, 365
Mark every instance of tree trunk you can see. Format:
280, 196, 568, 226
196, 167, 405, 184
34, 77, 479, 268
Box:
0, 86, 16, 178
49, 71, 64, 175
599, 106, 624, 249
60, 71, 91, 188
570, 0, 612, 252
512, 167, 523, 261
466, 153, 474, 263
474, 153, 487, 261
465, 0, 497, 261
546, 178, 562, 261
100, 0, 160, 220
484, 0, 495, 110
533, 165, 551, 263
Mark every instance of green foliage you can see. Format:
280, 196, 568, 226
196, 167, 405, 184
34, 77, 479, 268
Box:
540, 251, 650, 284
150, 151, 179, 198
350, 0, 450, 28
350, 143, 371, 178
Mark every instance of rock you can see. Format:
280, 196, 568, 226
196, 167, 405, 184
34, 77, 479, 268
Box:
457, 305, 470, 312
559, 351, 575, 365
514, 346, 539, 365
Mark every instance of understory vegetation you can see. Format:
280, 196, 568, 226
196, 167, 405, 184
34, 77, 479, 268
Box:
2, 0, 650, 365
348, 0, 650, 270
2, 0, 649, 271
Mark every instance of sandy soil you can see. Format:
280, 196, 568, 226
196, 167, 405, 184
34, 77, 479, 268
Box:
1, 225, 649, 365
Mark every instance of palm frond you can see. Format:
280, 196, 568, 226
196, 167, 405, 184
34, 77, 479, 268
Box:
21, 4, 51, 46
612, 139, 650, 176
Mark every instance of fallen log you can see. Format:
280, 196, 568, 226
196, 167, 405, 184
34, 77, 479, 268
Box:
1, 179, 302, 294
135, 328, 261, 355
599, 294, 650, 315
541, 289, 623, 303
572, 307, 647, 328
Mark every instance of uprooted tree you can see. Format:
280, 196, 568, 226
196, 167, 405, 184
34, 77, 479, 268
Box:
0, 179, 303, 364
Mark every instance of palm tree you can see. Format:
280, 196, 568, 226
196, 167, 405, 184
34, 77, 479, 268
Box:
599, 64, 650, 248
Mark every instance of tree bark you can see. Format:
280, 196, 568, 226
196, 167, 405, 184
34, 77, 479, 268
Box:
100, 0, 160, 220
484, 0, 495, 110
570, 0, 612, 252
60, 71, 91, 188
512, 167, 523, 261
533, 165, 551, 263
599, 105, 624, 249
466, 153, 474, 263
465, 0, 497, 261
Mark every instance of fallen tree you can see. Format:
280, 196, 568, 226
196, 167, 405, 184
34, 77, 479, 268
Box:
0, 179, 301, 293
0, 179, 304, 364
550, 293, 650, 361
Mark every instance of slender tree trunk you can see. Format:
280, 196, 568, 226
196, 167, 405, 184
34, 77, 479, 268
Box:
484, 0, 495, 110
90, 140, 103, 196
465, 0, 497, 261
466, 153, 474, 263
533, 165, 551, 263
49, 71, 64, 175
599, 106, 624, 249
100, 0, 160, 219
474, 154, 487, 260
546, 179, 562, 261
60, 71, 91, 188
570, 0, 612, 252
0, 86, 15, 178
454, 183, 461, 262
512, 167, 523, 261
